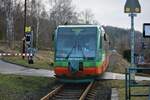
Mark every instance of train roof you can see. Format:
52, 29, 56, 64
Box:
57, 25, 102, 28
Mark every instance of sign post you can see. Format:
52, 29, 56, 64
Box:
124, 0, 141, 80
25, 26, 34, 64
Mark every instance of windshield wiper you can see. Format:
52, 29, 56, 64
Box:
65, 42, 86, 59
65, 32, 87, 59
78, 43, 86, 59
65, 44, 76, 59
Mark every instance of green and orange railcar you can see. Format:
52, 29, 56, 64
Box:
54, 25, 109, 83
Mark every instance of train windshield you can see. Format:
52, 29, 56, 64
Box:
56, 27, 97, 60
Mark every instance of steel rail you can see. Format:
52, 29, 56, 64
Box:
79, 81, 94, 100
40, 84, 63, 100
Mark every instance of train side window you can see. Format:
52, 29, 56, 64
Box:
99, 31, 102, 49
104, 34, 107, 41
97, 28, 101, 49
100, 27, 105, 48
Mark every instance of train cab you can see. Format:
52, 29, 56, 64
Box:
53, 25, 109, 82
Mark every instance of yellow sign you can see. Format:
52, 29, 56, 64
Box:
25, 26, 31, 32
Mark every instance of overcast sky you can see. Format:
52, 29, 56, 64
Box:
44, 0, 150, 32
72, 0, 150, 32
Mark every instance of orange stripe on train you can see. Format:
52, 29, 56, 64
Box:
54, 57, 109, 77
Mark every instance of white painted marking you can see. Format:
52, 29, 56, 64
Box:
98, 72, 150, 80
2, 53, 6, 56
113, 74, 116, 79
111, 88, 119, 100
15, 53, 18, 56
22, 54, 25, 56
0, 53, 34, 57
26, 53, 29, 56
7, 53, 11, 56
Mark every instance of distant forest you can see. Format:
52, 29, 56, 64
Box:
0, 0, 98, 49
104, 26, 150, 62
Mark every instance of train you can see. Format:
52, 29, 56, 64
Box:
53, 25, 110, 83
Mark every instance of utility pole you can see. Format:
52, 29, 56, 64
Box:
22, 0, 27, 59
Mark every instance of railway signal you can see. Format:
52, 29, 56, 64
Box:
124, 0, 141, 13
25, 26, 33, 47
124, 0, 141, 81
25, 26, 34, 64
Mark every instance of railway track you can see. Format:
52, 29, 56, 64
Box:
41, 81, 94, 100
41, 81, 111, 100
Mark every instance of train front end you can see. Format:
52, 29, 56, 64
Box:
54, 25, 109, 83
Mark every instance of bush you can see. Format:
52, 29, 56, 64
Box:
123, 49, 131, 62
0, 32, 3, 40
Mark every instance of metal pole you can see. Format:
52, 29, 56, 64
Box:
130, 13, 135, 67
129, 13, 136, 80
22, 0, 27, 59
141, 36, 144, 63
125, 68, 128, 100
129, 69, 131, 100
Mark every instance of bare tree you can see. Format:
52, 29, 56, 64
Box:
13, 1, 24, 41
1, 0, 100, 50
49, 0, 77, 27
78, 9, 98, 24
4, 0, 15, 49
35, 1, 46, 49
0, 0, 5, 40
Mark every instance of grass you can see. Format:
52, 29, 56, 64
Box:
102, 80, 149, 100
107, 53, 150, 100
0, 47, 149, 100
1, 50, 54, 70
2, 56, 53, 70
0, 72, 148, 100
0, 74, 56, 100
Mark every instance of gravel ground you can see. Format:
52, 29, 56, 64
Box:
85, 81, 112, 100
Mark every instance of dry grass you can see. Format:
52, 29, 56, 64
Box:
108, 52, 130, 73
1, 50, 54, 70
35, 50, 54, 64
